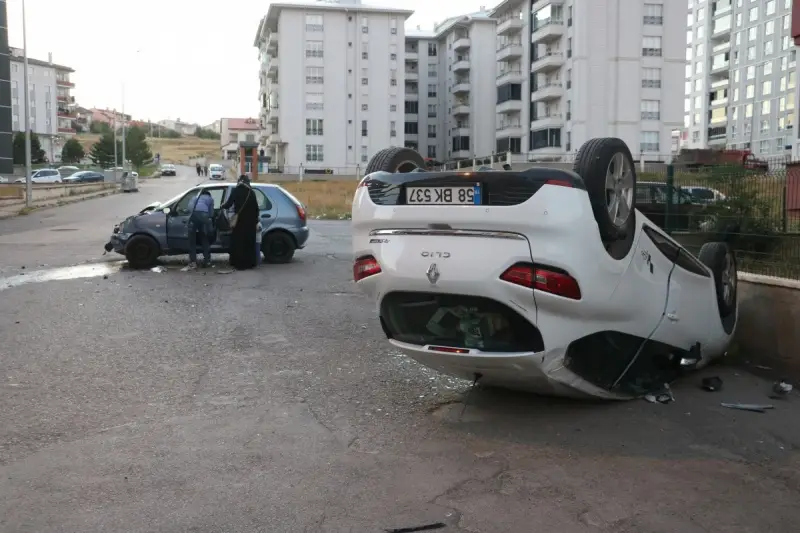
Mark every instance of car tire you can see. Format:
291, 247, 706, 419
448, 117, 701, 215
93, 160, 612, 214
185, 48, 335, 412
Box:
698, 242, 737, 320
365, 147, 427, 175
124, 235, 160, 269
572, 138, 637, 244
262, 231, 295, 264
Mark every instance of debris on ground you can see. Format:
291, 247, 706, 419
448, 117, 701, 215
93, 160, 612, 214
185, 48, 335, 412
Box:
770, 380, 793, 399
701, 376, 723, 392
385, 523, 446, 533
217, 269, 235, 274
150, 266, 167, 273
721, 403, 775, 413
643, 383, 674, 404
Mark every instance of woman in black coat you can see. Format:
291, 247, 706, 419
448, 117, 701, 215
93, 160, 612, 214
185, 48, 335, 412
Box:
221, 175, 260, 269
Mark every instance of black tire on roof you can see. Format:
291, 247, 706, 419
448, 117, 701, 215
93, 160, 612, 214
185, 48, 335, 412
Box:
365, 147, 427, 175
698, 242, 737, 325
573, 138, 638, 245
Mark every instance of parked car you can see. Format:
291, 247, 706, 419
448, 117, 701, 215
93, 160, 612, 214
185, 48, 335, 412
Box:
160, 164, 177, 176
351, 138, 738, 400
0, 176, 9, 184
63, 171, 105, 183
14, 168, 62, 184
57, 166, 81, 178
208, 164, 225, 180
681, 185, 727, 205
104, 182, 309, 268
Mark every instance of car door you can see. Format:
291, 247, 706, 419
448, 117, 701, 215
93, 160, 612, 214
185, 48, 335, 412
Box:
166, 187, 229, 253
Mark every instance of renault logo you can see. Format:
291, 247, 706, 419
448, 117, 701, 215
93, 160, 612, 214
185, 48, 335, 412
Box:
426, 263, 440, 284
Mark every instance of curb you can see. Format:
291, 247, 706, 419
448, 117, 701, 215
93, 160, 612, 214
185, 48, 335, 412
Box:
0, 189, 121, 220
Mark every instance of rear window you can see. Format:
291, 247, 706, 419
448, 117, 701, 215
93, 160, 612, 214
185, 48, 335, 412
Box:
276, 185, 304, 207
380, 292, 544, 352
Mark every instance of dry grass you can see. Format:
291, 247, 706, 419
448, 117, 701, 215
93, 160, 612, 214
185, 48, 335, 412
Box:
75, 134, 219, 164
280, 180, 357, 219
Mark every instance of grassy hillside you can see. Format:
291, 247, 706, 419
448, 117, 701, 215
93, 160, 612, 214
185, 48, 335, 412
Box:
75, 134, 220, 163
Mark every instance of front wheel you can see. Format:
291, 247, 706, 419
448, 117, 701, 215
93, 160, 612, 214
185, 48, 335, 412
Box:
262, 231, 295, 264
124, 235, 160, 269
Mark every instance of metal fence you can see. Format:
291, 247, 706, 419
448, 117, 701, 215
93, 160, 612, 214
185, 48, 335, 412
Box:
638, 157, 800, 280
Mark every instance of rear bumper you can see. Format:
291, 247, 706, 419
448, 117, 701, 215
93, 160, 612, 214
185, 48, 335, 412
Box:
293, 226, 310, 248
389, 339, 630, 400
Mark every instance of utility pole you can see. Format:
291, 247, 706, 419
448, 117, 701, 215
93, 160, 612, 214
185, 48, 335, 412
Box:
121, 85, 127, 170
113, 111, 118, 182
21, 0, 32, 207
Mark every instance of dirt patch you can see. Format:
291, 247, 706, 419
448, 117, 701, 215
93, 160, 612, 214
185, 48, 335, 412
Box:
281, 181, 357, 219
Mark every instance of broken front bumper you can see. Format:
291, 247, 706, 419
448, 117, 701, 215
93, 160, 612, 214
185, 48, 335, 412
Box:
105, 231, 130, 254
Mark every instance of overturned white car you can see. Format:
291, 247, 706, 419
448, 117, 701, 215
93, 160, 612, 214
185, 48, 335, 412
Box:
351, 138, 737, 400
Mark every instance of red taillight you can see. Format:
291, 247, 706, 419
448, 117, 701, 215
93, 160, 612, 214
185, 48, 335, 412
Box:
353, 255, 381, 282
500, 263, 581, 300
357, 177, 370, 188
544, 179, 573, 188
296, 204, 306, 223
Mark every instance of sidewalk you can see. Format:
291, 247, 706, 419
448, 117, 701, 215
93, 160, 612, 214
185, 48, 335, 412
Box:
0, 188, 120, 219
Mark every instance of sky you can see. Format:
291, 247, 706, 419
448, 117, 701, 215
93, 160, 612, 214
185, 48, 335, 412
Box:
7, 0, 490, 126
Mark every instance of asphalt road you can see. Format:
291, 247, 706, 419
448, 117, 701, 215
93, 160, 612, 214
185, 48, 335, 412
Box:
1, 170, 799, 532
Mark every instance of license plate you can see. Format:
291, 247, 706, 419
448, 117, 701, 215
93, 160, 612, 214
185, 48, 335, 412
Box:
406, 185, 480, 205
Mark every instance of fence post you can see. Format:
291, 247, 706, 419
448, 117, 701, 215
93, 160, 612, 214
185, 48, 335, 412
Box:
356, 164, 361, 182
665, 164, 674, 235
299, 163, 304, 182
472, 157, 477, 171
506, 152, 511, 166
640, 154, 645, 174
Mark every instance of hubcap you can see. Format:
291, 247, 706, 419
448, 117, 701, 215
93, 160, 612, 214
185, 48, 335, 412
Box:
720, 250, 737, 306
605, 152, 634, 228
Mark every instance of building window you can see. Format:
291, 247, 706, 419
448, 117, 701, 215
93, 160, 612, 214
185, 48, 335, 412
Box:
760, 120, 770, 134
361, 17, 369, 33
428, 42, 437, 56
390, 18, 397, 35
305, 40, 323, 58
390, 104, 397, 112
643, 4, 663, 25
404, 121, 418, 135
306, 118, 323, 135
640, 131, 659, 153
766, 0, 775, 15
306, 144, 324, 162
749, 6, 758, 22
390, 121, 397, 137
390, 69, 397, 86
361, 120, 368, 137
305, 92, 323, 110
305, 14, 323, 32
428, 104, 436, 118
362, 51, 368, 60
642, 36, 662, 57
428, 62, 437, 77
361, 145, 368, 163
641, 100, 660, 120
246, 134, 255, 142
427, 84, 437, 97
642, 67, 661, 88
361, 103, 368, 111
762, 80, 772, 96
361, 67, 368, 85
427, 146, 436, 158
762, 100, 771, 115
428, 124, 436, 138
306, 67, 324, 84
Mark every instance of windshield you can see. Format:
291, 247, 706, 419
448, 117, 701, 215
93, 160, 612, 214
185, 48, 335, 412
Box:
210, 165, 223, 171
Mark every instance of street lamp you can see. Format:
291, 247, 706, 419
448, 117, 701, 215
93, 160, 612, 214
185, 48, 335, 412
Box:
21, 0, 32, 207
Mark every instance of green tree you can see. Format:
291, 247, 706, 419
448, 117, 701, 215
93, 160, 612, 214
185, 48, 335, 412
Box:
89, 132, 122, 168
12, 131, 46, 164
89, 121, 111, 135
125, 126, 153, 170
194, 127, 220, 140
160, 128, 181, 139
61, 138, 85, 164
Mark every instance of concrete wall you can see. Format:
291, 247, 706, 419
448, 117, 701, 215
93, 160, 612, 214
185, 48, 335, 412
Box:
0, 182, 113, 202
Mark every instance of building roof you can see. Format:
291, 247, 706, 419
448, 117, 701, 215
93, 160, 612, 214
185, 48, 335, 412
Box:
405, 28, 436, 39
489, 0, 523, 17
225, 118, 260, 130
254, 0, 414, 46
431, 10, 495, 37
8, 49, 74, 72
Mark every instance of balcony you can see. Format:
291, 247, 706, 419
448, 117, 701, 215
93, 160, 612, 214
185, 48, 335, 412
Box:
710, 78, 729, 89
709, 60, 730, 76
531, 20, 564, 44
496, 124, 523, 137
56, 95, 69, 102
497, 99, 523, 114
710, 97, 728, 108
496, 43, 523, 62
405, 70, 419, 81
453, 37, 471, 51
405, 50, 418, 61
405, 113, 418, 121
532, 0, 564, 11
452, 149, 471, 159
57, 127, 76, 134
406, 91, 419, 101
452, 59, 470, 72
406, 133, 419, 141
531, 82, 563, 101
268, 132, 283, 145
497, 16, 523, 36
57, 109, 74, 118
710, 16, 732, 39
496, 70, 523, 85
453, 126, 470, 137
453, 103, 470, 115
268, 105, 279, 124
267, 59, 279, 78
713, 1, 732, 17
529, 144, 563, 157
530, 113, 564, 129
267, 32, 279, 52
531, 52, 563, 73
56, 78, 74, 88
452, 81, 470, 94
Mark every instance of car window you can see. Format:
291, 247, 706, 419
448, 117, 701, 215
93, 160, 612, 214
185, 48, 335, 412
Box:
206, 188, 226, 208
46, 170, 58, 176
642, 226, 710, 277
175, 189, 200, 214
254, 188, 273, 210
691, 189, 715, 200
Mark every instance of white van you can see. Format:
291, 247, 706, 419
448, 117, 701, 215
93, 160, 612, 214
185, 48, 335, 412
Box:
209, 164, 225, 180
14, 168, 63, 184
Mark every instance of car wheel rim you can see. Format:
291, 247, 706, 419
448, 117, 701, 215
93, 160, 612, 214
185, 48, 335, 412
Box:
721, 250, 737, 306
395, 160, 420, 173
605, 152, 634, 228
268, 240, 287, 258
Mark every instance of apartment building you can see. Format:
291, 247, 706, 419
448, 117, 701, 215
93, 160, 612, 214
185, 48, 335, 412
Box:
254, 0, 413, 172
0, 0, 11, 174
686, 0, 796, 157
403, 10, 497, 162
220, 117, 260, 160
9, 48, 76, 161
492, 0, 683, 162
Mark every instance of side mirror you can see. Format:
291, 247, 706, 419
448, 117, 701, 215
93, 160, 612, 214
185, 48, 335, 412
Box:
163, 207, 171, 215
